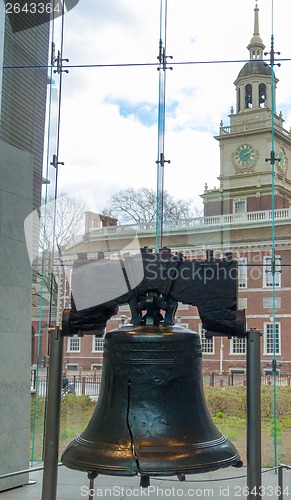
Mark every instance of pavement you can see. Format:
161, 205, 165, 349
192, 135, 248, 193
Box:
0, 465, 291, 500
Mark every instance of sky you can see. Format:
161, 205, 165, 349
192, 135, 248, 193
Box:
45, 0, 291, 215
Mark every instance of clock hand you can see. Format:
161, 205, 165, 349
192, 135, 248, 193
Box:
244, 149, 254, 156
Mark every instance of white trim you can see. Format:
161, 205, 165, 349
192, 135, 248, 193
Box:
92, 336, 104, 353
241, 288, 291, 292
233, 198, 247, 214
238, 298, 247, 309
176, 314, 200, 320
63, 356, 103, 359
119, 305, 130, 311
66, 363, 79, 370
263, 255, 281, 288
177, 303, 189, 310
263, 322, 281, 356
237, 257, 248, 289
199, 324, 215, 355
230, 337, 246, 355
263, 297, 281, 309
67, 335, 81, 353
246, 314, 291, 319
229, 368, 246, 373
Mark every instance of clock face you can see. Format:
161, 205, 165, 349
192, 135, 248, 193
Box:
235, 144, 255, 168
277, 146, 287, 173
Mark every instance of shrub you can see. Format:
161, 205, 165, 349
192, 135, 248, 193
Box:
275, 387, 291, 416
229, 386, 247, 414
61, 395, 94, 419
204, 388, 230, 415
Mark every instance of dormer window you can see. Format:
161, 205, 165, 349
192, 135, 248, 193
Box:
245, 84, 252, 108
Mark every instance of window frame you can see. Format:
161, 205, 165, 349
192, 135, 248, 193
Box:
263, 297, 281, 309
230, 337, 246, 355
67, 335, 81, 353
263, 256, 281, 288
263, 322, 281, 356
66, 363, 78, 371
92, 336, 104, 353
233, 199, 246, 214
91, 363, 102, 371
199, 324, 214, 355
238, 257, 248, 289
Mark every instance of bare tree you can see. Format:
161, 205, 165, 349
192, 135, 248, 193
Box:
103, 187, 200, 226
34, 193, 87, 307
40, 192, 86, 254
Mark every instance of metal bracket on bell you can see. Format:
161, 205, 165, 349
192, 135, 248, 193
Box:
128, 292, 177, 327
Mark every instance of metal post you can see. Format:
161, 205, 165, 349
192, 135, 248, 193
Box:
41, 328, 64, 500
247, 329, 262, 499
88, 472, 98, 500
278, 465, 283, 500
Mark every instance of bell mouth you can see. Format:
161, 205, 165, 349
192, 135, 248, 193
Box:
61, 326, 242, 478
62, 435, 242, 477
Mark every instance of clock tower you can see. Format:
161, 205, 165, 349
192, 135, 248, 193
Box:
202, 3, 291, 217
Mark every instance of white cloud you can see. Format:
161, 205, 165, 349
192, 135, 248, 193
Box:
46, 0, 291, 216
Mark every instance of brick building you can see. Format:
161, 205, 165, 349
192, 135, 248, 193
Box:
33, 4, 291, 376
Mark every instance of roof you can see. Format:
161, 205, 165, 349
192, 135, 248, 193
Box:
237, 60, 272, 79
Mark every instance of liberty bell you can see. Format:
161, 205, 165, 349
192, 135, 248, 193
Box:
61, 249, 244, 482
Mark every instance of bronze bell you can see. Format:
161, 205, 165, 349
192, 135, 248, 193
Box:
61, 324, 242, 478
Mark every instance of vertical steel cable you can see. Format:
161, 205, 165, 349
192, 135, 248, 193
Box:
31, 5, 57, 464
48, 4, 66, 329
31, 1, 67, 463
155, 0, 169, 251
270, 0, 277, 469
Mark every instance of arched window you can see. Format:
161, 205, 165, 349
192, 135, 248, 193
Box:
245, 84, 252, 108
237, 88, 241, 112
259, 83, 266, 107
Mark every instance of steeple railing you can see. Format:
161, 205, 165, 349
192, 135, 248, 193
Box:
219, 118, 290, 137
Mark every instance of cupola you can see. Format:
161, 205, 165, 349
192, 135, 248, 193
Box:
234, 3, 276, 113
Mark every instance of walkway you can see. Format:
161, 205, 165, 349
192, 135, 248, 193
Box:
0, 465, 290, 499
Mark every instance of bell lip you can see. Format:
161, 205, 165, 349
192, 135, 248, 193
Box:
137, 453, 243, 475
61, 436, 242, 477
61, 453, 242, 477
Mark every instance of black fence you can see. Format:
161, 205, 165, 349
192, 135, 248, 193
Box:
31, 372, 291, 397
204, 372, 291, 387
31, 374, 102, 397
